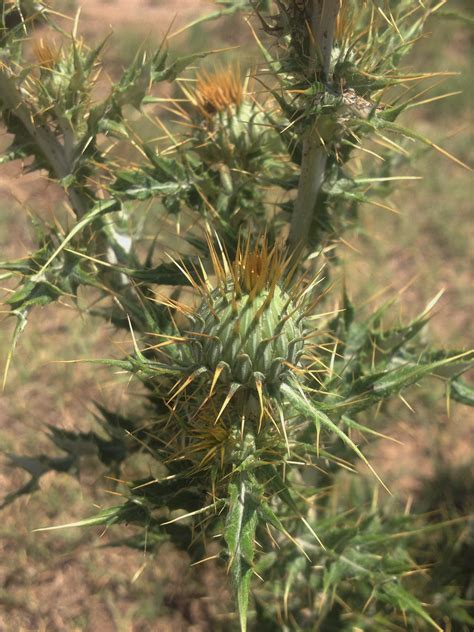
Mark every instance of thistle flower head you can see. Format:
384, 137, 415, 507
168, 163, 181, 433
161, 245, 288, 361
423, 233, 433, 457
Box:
185, 65, 269, 160
150, 233, 322, 485
175, 235, 311, 398
194, 65, 243, 117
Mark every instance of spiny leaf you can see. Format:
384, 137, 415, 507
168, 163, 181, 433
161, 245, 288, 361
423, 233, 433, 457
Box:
171, 1, 254, 39
34, 500, 149, 532
435, 9, 474, 26
449, 377, 474, 406
281, 381, 389, 492
360, 117, 472, 171
6, 278, 63, 309
225, 477, 258, 632
2, 308, 28, 390
379, 582, 443, 631
33, 199, 120, 276
373, 352, 472, 395
125, 261, 195, 286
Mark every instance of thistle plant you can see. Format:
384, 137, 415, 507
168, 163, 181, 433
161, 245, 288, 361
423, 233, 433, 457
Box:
1, 1, 473, 630
179, 66, 284, 240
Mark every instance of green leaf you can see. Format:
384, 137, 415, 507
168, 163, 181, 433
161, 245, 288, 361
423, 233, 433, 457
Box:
34, 499, 150, 532
98, 118, 129, 139
257, 501, 287, 534
380, 582, 442, 631
2, 308, 28, 389
0, 258, 35, 273
173, 1, 253, 36
373, 353, 471, 396
125, 262, 194, 286
225, 477, 258, 632
34, 199, 120, 277
358, 117, 471, 171
152, 50, 210, 83
449, 378, 474, 406
112, 158, 191, 203
435, 9, 474, 25
7, 278, 63, 309
341, 415, 395, 443
34, 505, 128, 531
281, 381, 388, 492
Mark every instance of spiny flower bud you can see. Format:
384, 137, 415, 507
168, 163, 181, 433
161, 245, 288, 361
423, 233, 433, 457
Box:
185, 65, 270, 161
154, 234, 317, 475
192, 282, 304, 388
186, 236, 306, 392
156, 232, 326, 458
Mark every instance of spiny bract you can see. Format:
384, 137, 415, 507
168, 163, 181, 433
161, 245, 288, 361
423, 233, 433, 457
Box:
185, 65, 271, 164
187, 237, 307, 391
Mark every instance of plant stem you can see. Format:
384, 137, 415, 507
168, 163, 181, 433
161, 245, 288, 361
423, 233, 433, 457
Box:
0, 69, 141, 316
0, 69, 91, 218
288, 0, 340, 252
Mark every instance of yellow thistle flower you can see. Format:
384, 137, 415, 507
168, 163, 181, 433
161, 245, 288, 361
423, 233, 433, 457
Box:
33, 37, 60, 70
193, 65, 243, 117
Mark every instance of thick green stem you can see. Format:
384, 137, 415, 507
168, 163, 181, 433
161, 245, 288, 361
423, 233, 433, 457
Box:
288, 0, 340, 252
0, 69, 92, 217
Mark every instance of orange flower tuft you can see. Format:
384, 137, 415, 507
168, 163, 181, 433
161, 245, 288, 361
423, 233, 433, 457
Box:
194, 66, 243, 116
33, 37, 61, 70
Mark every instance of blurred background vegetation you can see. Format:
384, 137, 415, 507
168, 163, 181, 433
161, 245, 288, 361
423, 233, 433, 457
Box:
0, 0, 472, 629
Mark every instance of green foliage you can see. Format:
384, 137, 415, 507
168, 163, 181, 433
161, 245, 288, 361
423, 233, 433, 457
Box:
253, 505, 467, 631
0, 1, 472, 630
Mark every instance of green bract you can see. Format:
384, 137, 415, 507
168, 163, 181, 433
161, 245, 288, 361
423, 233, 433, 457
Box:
190, 282, 305, 388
